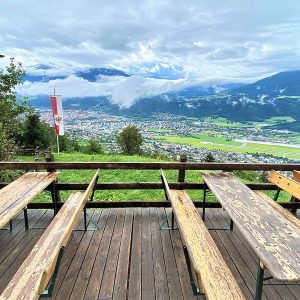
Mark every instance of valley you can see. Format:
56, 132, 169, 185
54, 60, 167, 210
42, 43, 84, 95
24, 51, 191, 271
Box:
39, 108, 300, 163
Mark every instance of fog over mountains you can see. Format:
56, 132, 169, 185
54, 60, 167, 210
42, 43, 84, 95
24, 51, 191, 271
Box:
19, 64, 300, 123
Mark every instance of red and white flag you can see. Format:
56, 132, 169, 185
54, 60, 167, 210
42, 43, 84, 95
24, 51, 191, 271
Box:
50, 95, 64, 136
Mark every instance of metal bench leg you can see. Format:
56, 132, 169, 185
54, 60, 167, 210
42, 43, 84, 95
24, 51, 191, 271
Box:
84, 206, 87, 231
24, 208, 29, 230
202, 185, 207, 221
42, 246, 65, 297
183, 246, 202, 296
255, 261, 264, 300
273, 188, 281, 201
230, 219, 234, 231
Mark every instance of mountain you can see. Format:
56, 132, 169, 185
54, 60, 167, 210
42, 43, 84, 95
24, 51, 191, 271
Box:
21, 65, 300, 126
232, 70, 300, 98
24, 66, 130, 83
76, 68, 130, 82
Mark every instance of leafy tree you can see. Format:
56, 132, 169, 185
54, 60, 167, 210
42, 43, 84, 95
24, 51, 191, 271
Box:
117, 125, 144, 155
70, 138, 81, 152
0, 57, 26, 138
204, 152, 215, 162
0, 125, 16, 161
21, 112, 52, 148
85, 138, 103, 154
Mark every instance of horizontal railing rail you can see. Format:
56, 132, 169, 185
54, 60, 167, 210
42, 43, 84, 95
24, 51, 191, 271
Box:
1, 160, 299, 210
1, 161, 300, 171
0, 182, 278, 190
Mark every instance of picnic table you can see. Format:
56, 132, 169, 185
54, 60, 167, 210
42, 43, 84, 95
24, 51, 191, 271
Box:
202, 172, 300, 300
0, 172, 59, 229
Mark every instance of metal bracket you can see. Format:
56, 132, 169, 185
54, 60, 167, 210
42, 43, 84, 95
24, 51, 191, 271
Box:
75, 208, 99, 232
208, 219, 234, 231
42, 246, 65, 297
183, 246, 202, 296
254, 260, 300, 300
0, 220, 13, 231
160, 211, 178, 231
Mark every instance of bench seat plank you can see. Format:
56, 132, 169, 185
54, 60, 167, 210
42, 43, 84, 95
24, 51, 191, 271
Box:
0, 172, 59, 229
202, 172, 300, 282
169, 189, 245, 300
0, 192, 86, 300
268, 170, 300, 199
256, 191, 300, 229
0, 170, 99, 300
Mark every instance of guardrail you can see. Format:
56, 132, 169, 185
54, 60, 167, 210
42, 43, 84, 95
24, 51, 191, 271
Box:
1, 157, 299, 209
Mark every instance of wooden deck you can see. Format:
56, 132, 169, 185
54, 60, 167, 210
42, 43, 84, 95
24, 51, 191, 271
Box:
0, 208, 299, 300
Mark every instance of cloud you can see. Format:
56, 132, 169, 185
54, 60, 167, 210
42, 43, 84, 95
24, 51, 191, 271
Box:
1, 0, 300, 90
17, 75, 193, 108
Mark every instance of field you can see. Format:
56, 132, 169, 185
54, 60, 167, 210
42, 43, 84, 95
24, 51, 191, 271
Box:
14, 153, 289, 202
154, 134, 300, 160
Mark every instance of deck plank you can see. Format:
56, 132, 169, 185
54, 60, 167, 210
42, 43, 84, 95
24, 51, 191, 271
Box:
0, 208, 299, 300
84, 209, 117, 300
158, 208, 184, 300
141, 208, 155, 300
54, 210, 101, 300
98, 209, 125, 300
69, 209, 109, 300
113, 208, 134, 300
150, 207, 170, 300
127, 208, 142, 300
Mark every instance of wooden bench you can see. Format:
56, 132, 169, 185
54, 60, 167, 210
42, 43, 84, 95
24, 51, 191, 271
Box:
160, 170, 245, 300
0, 172, 59, 230
269, 170, 300, 212
202, 172, 300, 300
0, 170, 99, 300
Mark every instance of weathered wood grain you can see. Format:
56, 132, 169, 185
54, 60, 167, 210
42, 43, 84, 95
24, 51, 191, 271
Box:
168, 189, 245, 300
293, 170, 300, 183
256, 191, 300, 229
0, 172, 59, 229
269, 170, 300, 199
0, 170, 99, 300
202, 172, 300, 282
161, 170, 245, 299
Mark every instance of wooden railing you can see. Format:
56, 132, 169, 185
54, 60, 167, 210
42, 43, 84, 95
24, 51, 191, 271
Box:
0, 159, 300, 209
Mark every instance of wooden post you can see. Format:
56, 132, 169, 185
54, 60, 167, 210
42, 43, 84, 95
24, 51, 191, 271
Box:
178, 154, 187, 185
45, 150, 61, 205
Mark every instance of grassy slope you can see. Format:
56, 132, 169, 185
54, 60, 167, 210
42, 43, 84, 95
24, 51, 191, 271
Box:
18, 152, 287, 202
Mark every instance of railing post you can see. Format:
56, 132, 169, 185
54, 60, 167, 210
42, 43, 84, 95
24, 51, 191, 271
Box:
178, 154, 187, 186
45, 150, 61, 210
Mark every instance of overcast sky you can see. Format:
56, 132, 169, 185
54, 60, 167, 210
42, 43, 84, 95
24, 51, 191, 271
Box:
1, 0, 300, 105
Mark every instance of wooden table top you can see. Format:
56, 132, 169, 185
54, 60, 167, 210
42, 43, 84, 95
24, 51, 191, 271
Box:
0, 172, 59, 229
202, 172, 300, 282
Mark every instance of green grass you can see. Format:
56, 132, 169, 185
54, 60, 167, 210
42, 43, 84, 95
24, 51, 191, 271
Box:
18, 153, 203, 202
9, 152, 291, 203
154, 134, 300, 160
265, 116, 295, 124
210, 117, 247, 128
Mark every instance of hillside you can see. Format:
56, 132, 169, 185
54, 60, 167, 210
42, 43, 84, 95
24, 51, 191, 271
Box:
232, 70, 300, 98
20, 65, 300, 122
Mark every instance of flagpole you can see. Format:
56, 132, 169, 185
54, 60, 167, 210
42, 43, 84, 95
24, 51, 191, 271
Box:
57, 134, 60, 156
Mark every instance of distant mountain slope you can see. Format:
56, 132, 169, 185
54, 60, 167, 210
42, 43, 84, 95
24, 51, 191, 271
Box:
75, 68, 130, 81
232, 70, 300, 97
